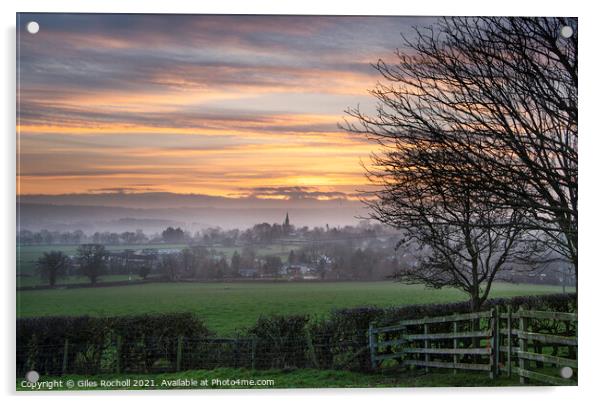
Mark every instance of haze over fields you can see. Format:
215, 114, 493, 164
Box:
18, 192, 367, 232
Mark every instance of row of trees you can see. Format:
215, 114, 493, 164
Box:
35, 238, 568, 287
344, 17, 577, 310
154, 243, 399, 282
18, 221, 389, 246
156, 249, 284, 281
35, 238, 404, 286
18, 229, 149, 245
34, 244, 282, 286
36, 244, 107, 286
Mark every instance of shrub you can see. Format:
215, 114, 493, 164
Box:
308, 306, 383, 371
246, 314, 309, 369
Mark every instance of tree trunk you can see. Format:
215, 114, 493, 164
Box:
470, 293, 481, 362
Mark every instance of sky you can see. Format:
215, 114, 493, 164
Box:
17, 14, 434, 200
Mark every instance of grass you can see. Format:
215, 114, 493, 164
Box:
16, 368, 530, 390
16, 281, 568, 335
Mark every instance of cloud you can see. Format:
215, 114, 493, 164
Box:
16, 14, 434, 196
18, 100, 345, 136
87, 186, 162, 194
240, 186, 350, 201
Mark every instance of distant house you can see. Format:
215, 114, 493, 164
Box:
238, 268, 259, 278
284, 265, 316, 280
155, 248, 182, 255
106, 250, 158, 270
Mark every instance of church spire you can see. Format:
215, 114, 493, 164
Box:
284, 212, 290, 227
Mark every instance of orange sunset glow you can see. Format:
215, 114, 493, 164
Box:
17, 14, 430, 200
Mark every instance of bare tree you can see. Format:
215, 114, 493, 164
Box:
344, 17, 577, 285
364, 143, 532, 310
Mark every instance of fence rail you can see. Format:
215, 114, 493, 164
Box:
369, 306, 577, 385
498, 307, 578, 386
369, 309, 496, 378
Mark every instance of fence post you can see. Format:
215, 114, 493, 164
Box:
566, 320, 576, 359
62, 339, 69, 375
575, 317, 578, 369
453, 315, 458, 375
424, 319, 429, 373
490, 309, 497, 379
176, 335, 183, 372
251, 337, 257, 370
400, 323, 407, 370
115, 335, 122, 374
233, 339, 240, 368
506, 305, 512, 377
518, 307, 526, 384
368, 322, 377, 370
304, 328, 319, 368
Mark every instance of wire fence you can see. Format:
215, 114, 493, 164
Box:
17, 332, 372, 377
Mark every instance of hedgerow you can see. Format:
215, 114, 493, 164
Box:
17, 313, 211, 376
16, 293, 576, 375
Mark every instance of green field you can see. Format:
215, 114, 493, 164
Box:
16, 281, 568, 335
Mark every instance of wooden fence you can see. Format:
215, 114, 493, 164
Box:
499, 307, 578, 386
368, 307, 577, 385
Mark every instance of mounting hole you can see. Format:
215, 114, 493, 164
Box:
560, 366, 573, 379
560, 25, 573, 39
26, 21, 40, 35
25, 370, 40, 383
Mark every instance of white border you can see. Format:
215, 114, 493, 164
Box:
2, 1, 600, 403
